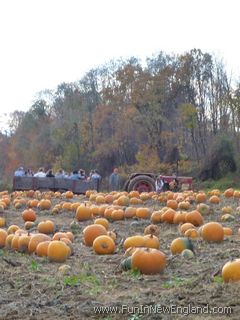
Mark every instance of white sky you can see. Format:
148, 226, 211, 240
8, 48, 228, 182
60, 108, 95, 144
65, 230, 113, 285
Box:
0, 0, 240, 130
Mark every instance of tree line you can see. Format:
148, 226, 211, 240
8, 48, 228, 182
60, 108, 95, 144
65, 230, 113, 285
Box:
0, 48, 239, 188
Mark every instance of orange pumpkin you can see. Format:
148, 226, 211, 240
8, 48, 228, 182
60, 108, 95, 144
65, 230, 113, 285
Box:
143, 234, 160, 249
92, 235, 116, 254
117, 195, 130, 206
224, 188, 234, 198
185, 210, 204, 226
28, 233, 51, 254
166, 199, 178, 210
0, 228, 8, 248
36, 240, 51, 257
94, 218, 109, 230
83, 224, 107, 246
195, 193, 207, 203
65, 191, 74, 199
18, 233, 31, 253
123, 235, 145, 250
37, 220, 55, 234
131, 248, 166, 275
170, 237, 194, 255
47, 240, 70, 262
201, 222, 224, 242
184, 228, 199, 239
124, 207, 136, 218
136, 208, 151, 219
150, 211, 163, 224
223, 227, 233, 236
76, 205, 92, 221
209, 195, 220, 204
111, 209, 124, 221
38, 199, 52, 210
21, 209, 37, 222
161, 208, 176, 224
222, 259, 240, 282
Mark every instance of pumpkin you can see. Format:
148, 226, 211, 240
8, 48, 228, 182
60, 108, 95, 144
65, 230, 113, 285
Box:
0, 228, 8, 248
196, 203, 211, 215
59, 237, 73, 255
184, 228, 199, 239
83, 224, 107, 246
136, 207, 151, 219
201, 222, 224, 242
111, 209, 124, 220
173, 211, 186, 224
181, 249, 194, 259
143, 234, 160, 249
161, 208, 176, 223
222, 259, 240, 282
121, 256, 132, 271
209, 195, 220, 204
150, 211, 163, 224
131, 248, 166, 275
76, 205, 92, 221
129, 190, 140, 198
36, 240, 51, 257
124, 207, 136, 218
224, 188, 234, 198
107, 230, 117, 241
66, 231, 74, 242
7, 224, 20, 234
92, 235, 115, 254
21, 209, 37, 222
104, 207, 115, 219
221, 214, 235, 222
170, 237, 194, 255
195, 193, 207, 203
61, 202, 72, 211
105, 194, 114, 203
144, 224, 160, 237
185, 210, 204, 226
47, 240, 70, 262
130, 197, 142, 205
166, 199, 178, 210
52, 232, 69, 241
94, 218, 109, 230
11, 234, 20, 251
37, 220, 55, 234
95, 195, 106, 204
123, 235, 145, 250
24, 221, 35, 230
28, 233, 51, 254
0, 217, 6, 227
178, 201, 190, 210
65, 191, 74, 199
18, 233, 31, 252
223, 227, 233, 236
38, 199, 52, 210
117, 195, 130, 206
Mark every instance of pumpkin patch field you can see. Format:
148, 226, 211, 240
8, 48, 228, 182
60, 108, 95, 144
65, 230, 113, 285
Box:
0, 188, 240, 319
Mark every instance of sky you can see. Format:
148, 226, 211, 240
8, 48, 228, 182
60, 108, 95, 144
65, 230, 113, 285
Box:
0, 0, 240, 130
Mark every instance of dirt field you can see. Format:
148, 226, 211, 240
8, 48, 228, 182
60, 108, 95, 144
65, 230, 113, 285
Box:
0, 193, 240, 320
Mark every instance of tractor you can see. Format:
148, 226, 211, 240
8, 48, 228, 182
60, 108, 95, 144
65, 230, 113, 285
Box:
124, 173, 193, 193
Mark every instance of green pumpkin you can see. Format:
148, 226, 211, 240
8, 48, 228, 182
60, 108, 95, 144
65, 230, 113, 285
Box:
121, 256, 132, 271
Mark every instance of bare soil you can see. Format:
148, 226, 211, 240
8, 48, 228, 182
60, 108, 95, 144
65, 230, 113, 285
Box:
0, 194, 240, 320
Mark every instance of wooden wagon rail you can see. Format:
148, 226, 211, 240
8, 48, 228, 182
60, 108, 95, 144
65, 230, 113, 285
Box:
13, 176, 96, 194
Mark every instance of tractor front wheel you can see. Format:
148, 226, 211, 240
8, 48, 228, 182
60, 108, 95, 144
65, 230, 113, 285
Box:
127, 175, 155, 193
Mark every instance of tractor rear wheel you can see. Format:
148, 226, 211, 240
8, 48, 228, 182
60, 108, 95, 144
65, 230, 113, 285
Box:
127, 175, 155, 193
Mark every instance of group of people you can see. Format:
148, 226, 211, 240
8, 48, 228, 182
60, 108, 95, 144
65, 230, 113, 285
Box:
14, 166, 101, 182
14, 166, 121, 192
155, 173, 179, 193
